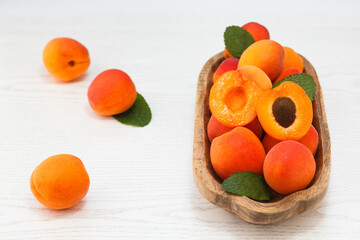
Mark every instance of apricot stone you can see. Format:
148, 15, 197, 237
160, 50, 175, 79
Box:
43, 37, 90, 81
87, 69, 137, 116
210, 127, 266, 180
30, 154, 90, 209
263, 140, 316, 195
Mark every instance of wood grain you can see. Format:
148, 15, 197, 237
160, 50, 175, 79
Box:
193, 52, 331, 224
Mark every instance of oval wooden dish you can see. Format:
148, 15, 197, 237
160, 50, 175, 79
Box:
193, 52, 331, 224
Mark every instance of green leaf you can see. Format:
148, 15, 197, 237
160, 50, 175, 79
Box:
113, 93, 151, 127
222, 172, 271, 201
224, 25, 255, 58
272, 73, 316, 101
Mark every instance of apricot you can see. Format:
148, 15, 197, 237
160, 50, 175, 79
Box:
213, 58, 239, 83
263, 140, 316, 195
282, 46, 303, 72
256, 81, 313, 140
224, 48, 234, 59
238, 40, 285, 81
209, 71, 262, 127
43, 37, 90, 81
207, 115, 263, 142
242, 22, 270, 42
211, 127, 266, 180
236, 65, 272, 90
262, 125, 318, 155
30, 154, 90, 209
273, 68, 301, 84
87, 69, 137, 116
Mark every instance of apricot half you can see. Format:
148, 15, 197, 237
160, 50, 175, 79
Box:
209, 71, 262, 128
30, 154, 90, 209
256, 81, 313, 140
43, 37, 90, 81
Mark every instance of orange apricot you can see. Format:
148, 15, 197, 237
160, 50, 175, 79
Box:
43, 37, 90, 81
30, 154, 90, 209
224, 48, 234, 58
256, 81, 313, 140
87, 69, 137, 116
242, 22, 270, 42
262, 125, 319, 155
207, 115, 263, 142
238, 40, 285, 81
209, 71, 262, 128
213, 58, 239, 83
273, 68, 301, 84
211, 127, 266, 180
263, 140, 316, 195
236, 65, 272, 90
282, 47, 303, 72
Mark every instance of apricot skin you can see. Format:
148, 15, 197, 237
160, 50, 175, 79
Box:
43, 37, 90, 81
213, 58, 239, 83
238, 40, 285, 81
87, 69, 137, 116
282, 47, 304, 72
236, 65, 272, 90
263, 140, 316, 195
210, 127, 266, 180
30, 154, 90, 209
273, 68, 301, 84
242, 22, 270, 42
207, 115, 263, 142
262, 125, 319, 155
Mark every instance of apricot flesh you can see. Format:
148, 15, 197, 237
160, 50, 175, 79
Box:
30, 154, 90, 209
43, 37, 90, 81
87, 69, 137, 116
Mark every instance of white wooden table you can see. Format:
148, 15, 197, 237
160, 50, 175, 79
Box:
1, 0, 359, 239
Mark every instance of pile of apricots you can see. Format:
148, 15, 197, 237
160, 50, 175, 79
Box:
208, 22, 318, 196
31, 37, 141, 210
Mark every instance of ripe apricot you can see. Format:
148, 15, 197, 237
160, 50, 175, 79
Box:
242, 22, 270, 42
213, 58, 239, 83
282, 47, 303, 72
87, 69, 137, 116
238, 40, 285, 81
211, 127, 266, 180
262, 125, 319, 155
43, 37, 90, 81
30, 154, 90, 209
236, 65, 272, 90
273, 68, 301, 84
207, 115, 263, 142
256, 81, 313, 140
209, 71, 262, 128
224, 48, 234, 59
263, 140, 316, 195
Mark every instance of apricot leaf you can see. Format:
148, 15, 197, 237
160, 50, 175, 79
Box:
113, 93, 151, 127
224, 26, 255, 58
222, 171, 271, 201
272, 73, 316, 101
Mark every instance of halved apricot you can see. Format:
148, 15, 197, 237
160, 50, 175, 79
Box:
256, 81, 313, 140
209, 71, 262, 128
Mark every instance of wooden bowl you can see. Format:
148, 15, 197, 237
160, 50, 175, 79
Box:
193, 52, 331, 224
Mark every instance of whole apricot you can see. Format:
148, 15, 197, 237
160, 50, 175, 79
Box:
238, 40, 284, 81
30, 154, 90, 209
87, 69, 137, 116
210, 127, 266, 180
242, 22, 270, 42
263, 140, 316, 195
43, 37, 90, 81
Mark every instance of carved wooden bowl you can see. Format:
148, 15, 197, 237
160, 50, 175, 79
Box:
193, 52, 331, 224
